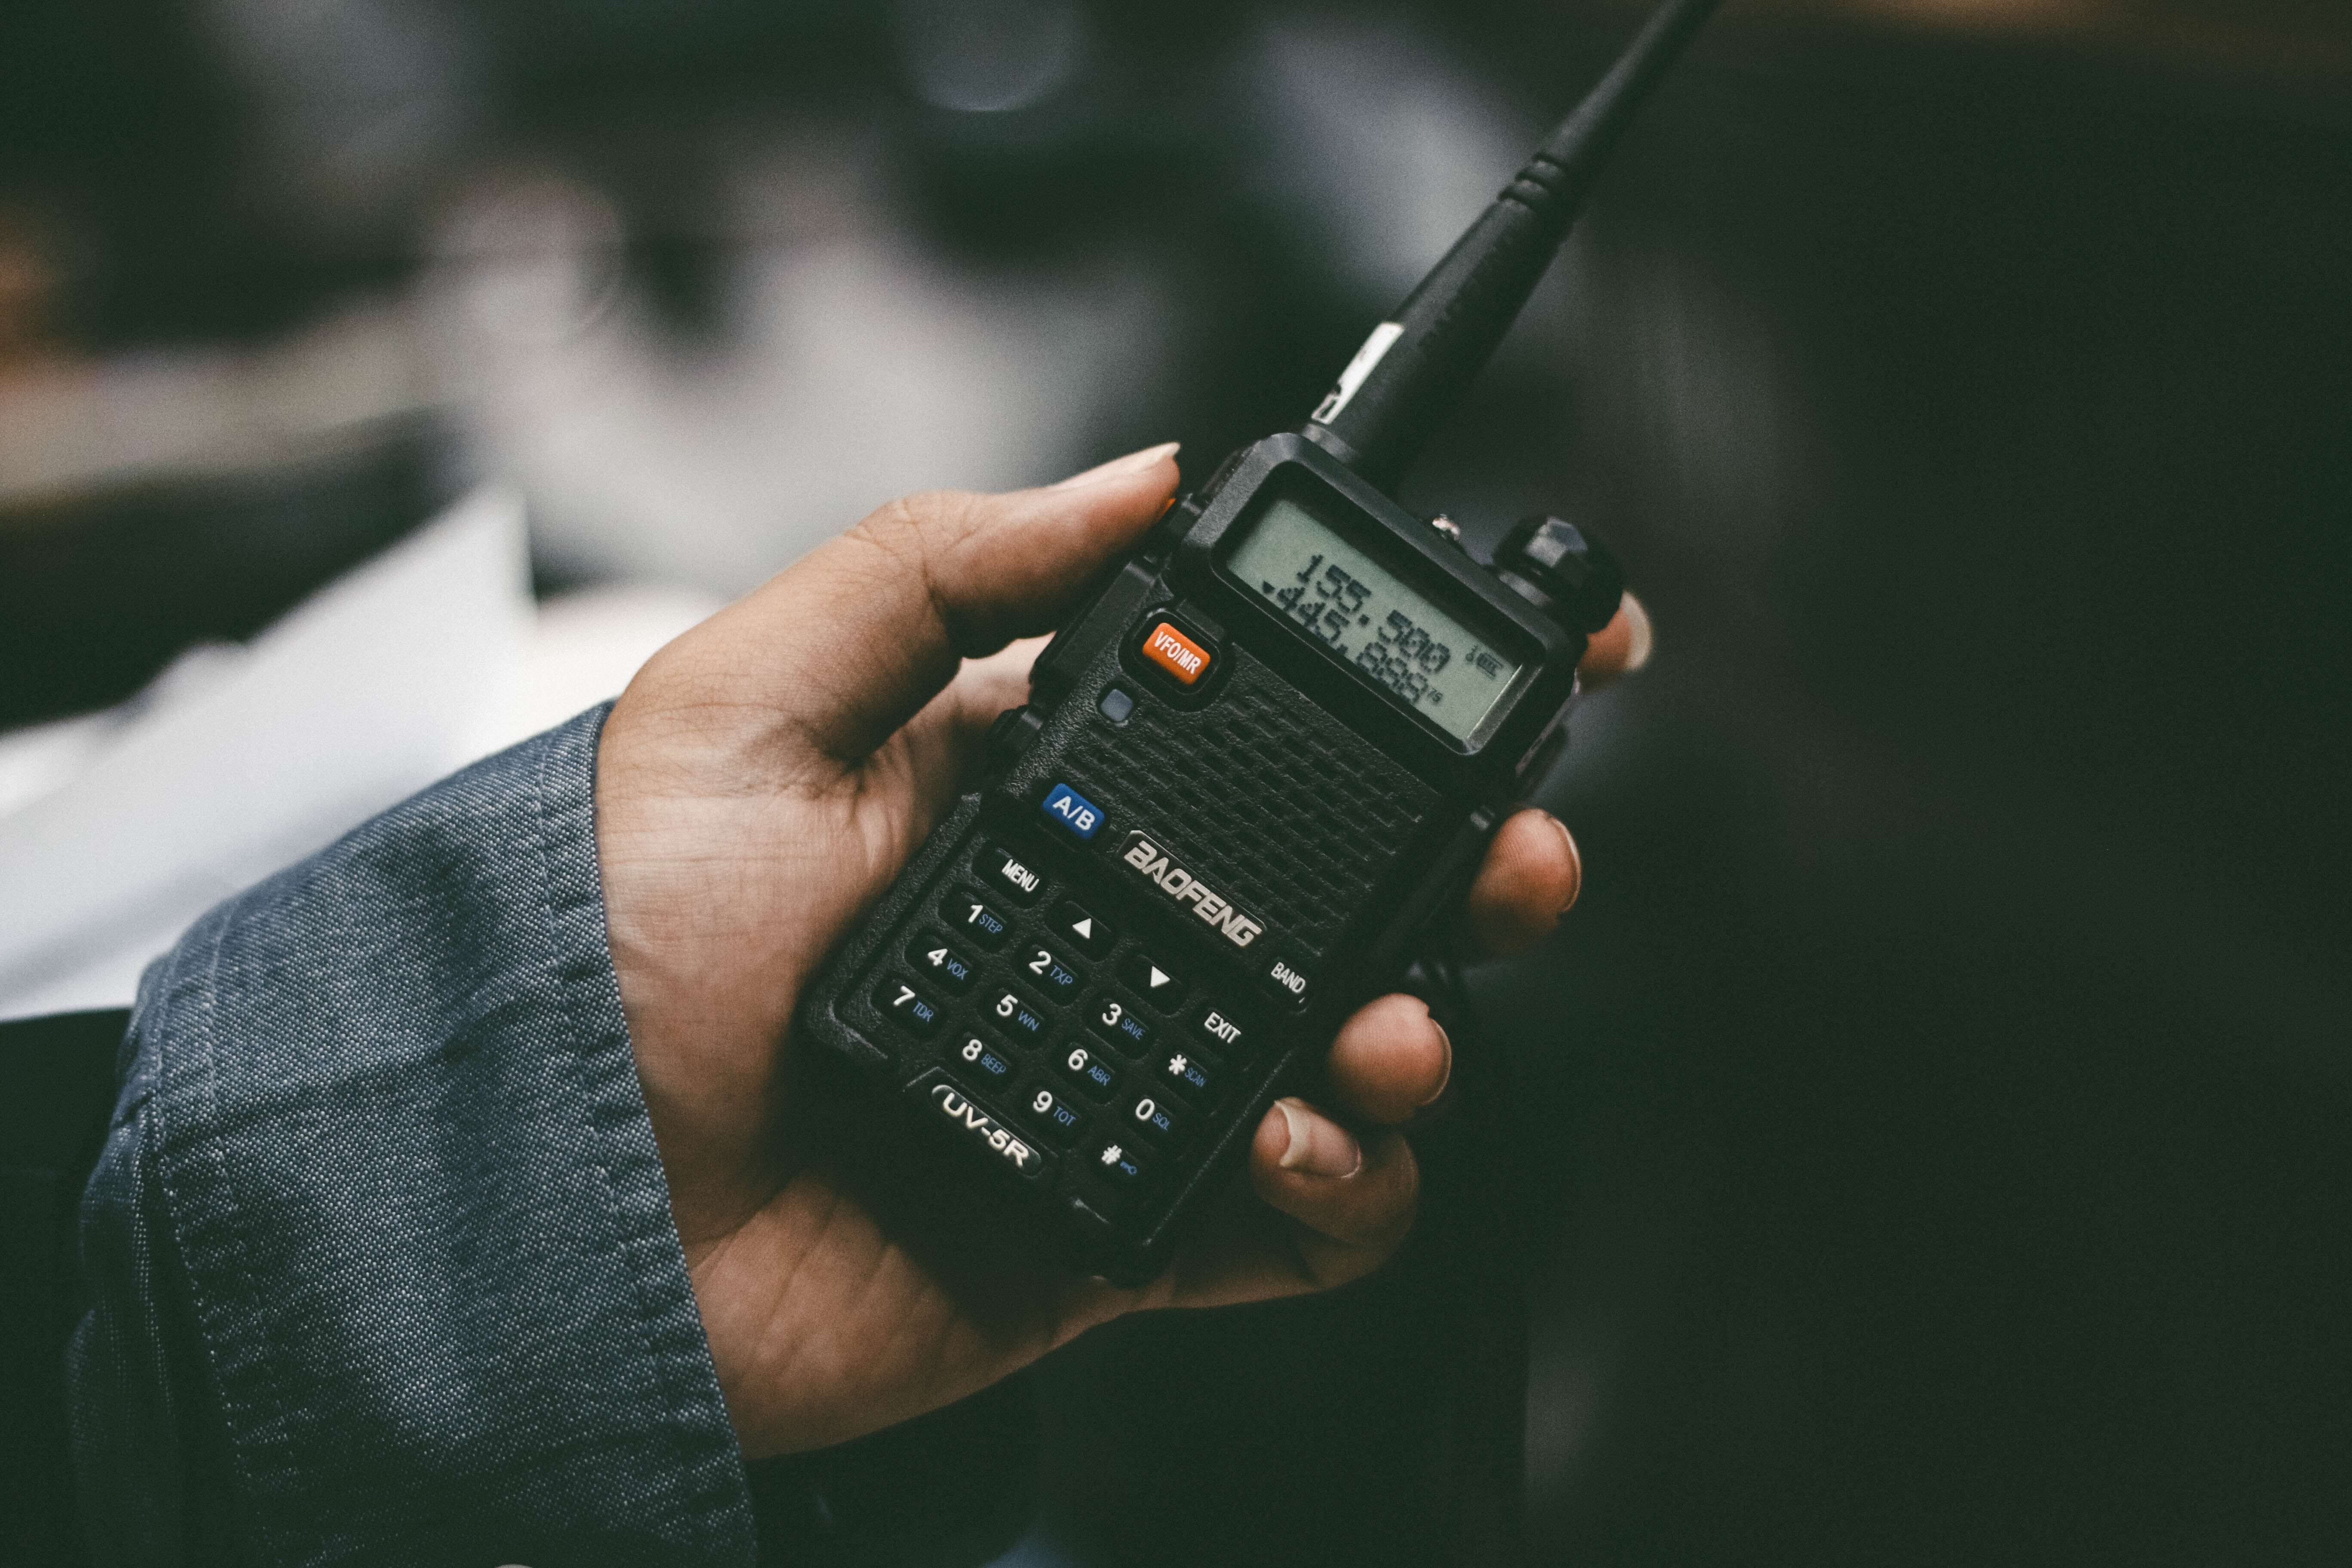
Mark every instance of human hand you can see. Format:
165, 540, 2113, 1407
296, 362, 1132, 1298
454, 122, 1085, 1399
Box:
596, 443, 1651, 1458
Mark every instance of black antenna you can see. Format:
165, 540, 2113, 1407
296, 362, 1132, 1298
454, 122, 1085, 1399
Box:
1305, 0, 1723, 493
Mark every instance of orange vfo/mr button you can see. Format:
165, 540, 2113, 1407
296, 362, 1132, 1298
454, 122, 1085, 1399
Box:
1140, 621, 1212, 686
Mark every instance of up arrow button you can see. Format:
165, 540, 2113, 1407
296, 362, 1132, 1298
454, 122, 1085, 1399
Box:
1050, 899, 1117, 959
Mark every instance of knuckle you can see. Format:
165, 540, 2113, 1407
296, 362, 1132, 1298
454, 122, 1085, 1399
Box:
1395, 1142, 1421, 1216
862, 488, 986, 554
1361, 1139, 1421, 1250
848, 490, 994, 640
1302, 1143, 1420, 1254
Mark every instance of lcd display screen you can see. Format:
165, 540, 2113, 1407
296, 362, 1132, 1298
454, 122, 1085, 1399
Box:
1224, 497, 1522, 741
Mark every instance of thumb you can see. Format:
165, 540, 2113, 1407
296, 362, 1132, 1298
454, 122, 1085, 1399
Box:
671, 442, 1178, 765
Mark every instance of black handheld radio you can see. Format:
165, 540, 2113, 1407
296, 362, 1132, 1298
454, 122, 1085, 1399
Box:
798, 0, 1720, 1286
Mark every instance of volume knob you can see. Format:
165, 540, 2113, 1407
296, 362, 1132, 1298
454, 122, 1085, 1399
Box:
1491, 514, 1625, 635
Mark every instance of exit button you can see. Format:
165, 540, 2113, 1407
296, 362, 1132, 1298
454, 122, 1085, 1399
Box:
1041, 782, 1104, 841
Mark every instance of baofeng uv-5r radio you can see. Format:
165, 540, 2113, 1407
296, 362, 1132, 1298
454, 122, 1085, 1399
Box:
797, 0, 1721, 1285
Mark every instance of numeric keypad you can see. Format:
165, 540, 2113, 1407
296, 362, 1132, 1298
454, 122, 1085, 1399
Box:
864, 830, 1275, 1226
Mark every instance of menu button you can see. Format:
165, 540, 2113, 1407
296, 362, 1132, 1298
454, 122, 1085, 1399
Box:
982, 844, 1047, 905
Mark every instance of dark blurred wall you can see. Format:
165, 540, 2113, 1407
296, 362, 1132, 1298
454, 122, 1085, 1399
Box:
5, 3, 2347, 1565
1494, 36, 2352, 1561
1034, 20, 2352, 1568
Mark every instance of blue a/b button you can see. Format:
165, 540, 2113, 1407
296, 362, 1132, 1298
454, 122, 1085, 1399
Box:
1041, 782, 1104, 841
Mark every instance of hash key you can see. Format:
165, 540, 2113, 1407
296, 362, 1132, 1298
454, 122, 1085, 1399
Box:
1087, 1135, 1155, 1192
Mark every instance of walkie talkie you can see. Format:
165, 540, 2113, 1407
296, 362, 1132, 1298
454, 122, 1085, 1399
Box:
798, 0, 1721, 1285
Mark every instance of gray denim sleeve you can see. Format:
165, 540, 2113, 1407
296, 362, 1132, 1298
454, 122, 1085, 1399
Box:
66, 704, 757, 1566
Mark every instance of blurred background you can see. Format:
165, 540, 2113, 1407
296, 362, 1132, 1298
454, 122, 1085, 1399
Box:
3, 0, 2348, 1562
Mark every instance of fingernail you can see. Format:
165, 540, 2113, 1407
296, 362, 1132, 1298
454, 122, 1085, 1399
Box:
1274, 1098, 1363, 1178
1050, 441, 1180, 490
1547, 812, 1583, 914
1419, 1011, 1454, 1108
1620, 592, 1654, 674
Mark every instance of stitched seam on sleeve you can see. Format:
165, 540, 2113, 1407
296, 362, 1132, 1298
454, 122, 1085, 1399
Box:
527, 708, 750, 1556
144, 890, 293, 1566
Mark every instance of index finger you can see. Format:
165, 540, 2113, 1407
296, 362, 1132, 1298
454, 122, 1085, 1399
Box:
658, 444, 1179, 765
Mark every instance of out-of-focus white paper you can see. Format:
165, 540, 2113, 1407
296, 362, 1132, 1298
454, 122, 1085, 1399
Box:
0, 490, 537, 1019
0, 487, 725, 1020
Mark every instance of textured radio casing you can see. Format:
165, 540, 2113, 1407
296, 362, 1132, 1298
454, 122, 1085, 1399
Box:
795, 433, 1583, 1284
